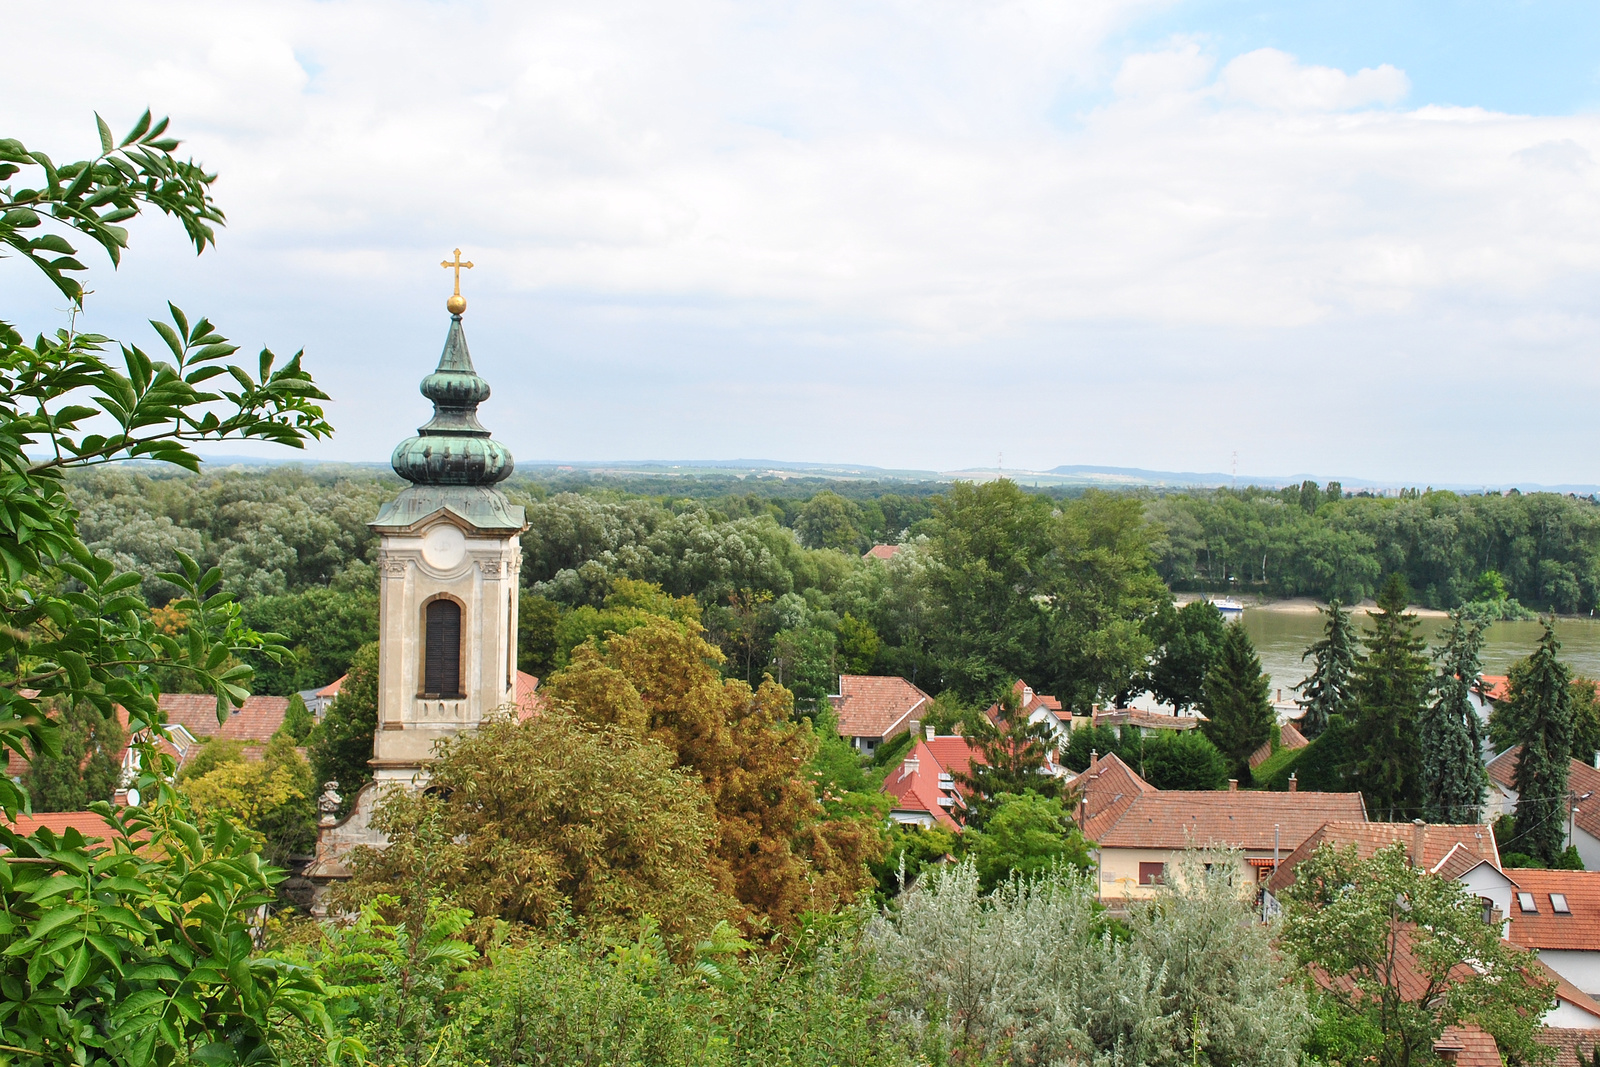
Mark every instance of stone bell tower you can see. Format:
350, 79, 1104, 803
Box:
368, 251, 528, 784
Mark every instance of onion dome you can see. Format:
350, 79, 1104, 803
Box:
390, 311, 514, 486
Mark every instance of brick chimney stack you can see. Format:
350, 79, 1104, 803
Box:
1288, 771, 1298, 793
1412, 818, 1427, 868
1228, 779, 1238, 792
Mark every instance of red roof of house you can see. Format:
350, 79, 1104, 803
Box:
863, 544, 902, 562
882, 736, 984, 830
1249, 721, 1310, 769
1434, 1026, 1502, 1067
1479, 675, 1510, 702
316, 674, 346, 699
1094, 707, 1202, 732
1266, 820, 1500, 893
1075, 752, 1159, 840
829, 675, 932, 742
5, 810, 123, 841
1505, 868, 1600, 953
1538, 1028, 1600, 1067
984, 680, 1067, 727
1095, 789, 1367, 852
159, 693, 289, 744
1488, 745, 1600, 840
515, 670, 542, 719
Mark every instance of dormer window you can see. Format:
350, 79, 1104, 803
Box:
1517, 892, 1538, 913
1551, 893, 1571, 914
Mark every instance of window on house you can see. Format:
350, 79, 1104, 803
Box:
424, 599, 462, 698
1551, 893, 1571, 914
1139, 862, 1166, 886
1516, 892, 1538, 913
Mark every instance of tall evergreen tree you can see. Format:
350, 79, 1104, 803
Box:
1296, 598, 1359, 739
957, 685, 1064, 830
1200, 621, 1274, 780
1418, 613, 1487, 824
1510, 620, 1574, 865
1350, 574, 1431, 821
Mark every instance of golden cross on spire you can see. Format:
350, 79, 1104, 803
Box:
441, 248, 473, 315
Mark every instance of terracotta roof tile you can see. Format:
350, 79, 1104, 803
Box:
1075, 752, 1158, 840
1267, 821, 1499, 893
882, 736, 984, 830
5, 811, 123, 841
1488, 746, 1600, 840
862, 544, 902, 561
1537, 1028, 1600, 1067
1095, 790, 1367, 851
1435, 1025, 1501, 1067
1505, 868, 1600, 954
829, 675, 932, 741
1250, 721, 1312, 769
159, 693, 288, 744
316, 674, 346, 698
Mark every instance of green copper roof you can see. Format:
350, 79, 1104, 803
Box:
370, 485, 527, 532
390, 314, 514, 487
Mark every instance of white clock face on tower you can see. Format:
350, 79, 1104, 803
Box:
421, 523, 467, 572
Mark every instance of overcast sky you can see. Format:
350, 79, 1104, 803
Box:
7, 1, 1600, 485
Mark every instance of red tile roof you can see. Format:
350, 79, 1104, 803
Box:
1505, 868, 1600, 953
882, 736, 984, 831
1094, 789, 1367, 851
515, 670, 542, 719
829, 675, 933, 741
159, 693, 289, 744
1095, 707, 1201, 732
1537, 1028, 1600, 1067
1266, 821, 1500, 893
984, 680, 1068, 728
1249, 721, 1312, 768
5, 811, 123, 841
862, 544, 902, 562
1075, 752, 1158, 840
1479, 675, 1510, 702
1488, 746, 1600, 841
1435, 1026, 1502, 1067
316, 674, 346, 699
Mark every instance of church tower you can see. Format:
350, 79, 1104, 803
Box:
368, 253, 528, 784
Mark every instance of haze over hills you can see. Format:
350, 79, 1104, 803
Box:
175, 454, 1600, 495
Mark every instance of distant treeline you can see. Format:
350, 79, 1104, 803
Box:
63, 466, 1600, 702
1149, 482, 1600, 612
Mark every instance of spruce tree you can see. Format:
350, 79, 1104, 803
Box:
279, 693, 315, 743
1200, 621, 1274, 780
1511, 620, 1574, 865
1296, 598, 1359, 739
1418, 613, 1487, 824
1350, 574, 1431, 821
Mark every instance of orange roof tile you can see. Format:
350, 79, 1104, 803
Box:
1095, 790, 1366, 852
1505, 868, 1600, 953
1537, 1028, 1600, 1067
5, 810, 122, 841
829, 675, 933, 741
159, 693, 289, 744
882, 736, 984, 831
1435, 1025, 1501, 1067
1075, 752, 1158, 840
1479, 675, 1511, 702
316, 674, 347, 698
1488, 746, 1600, 840
1250, 721, 1312, 769
862, 544, 902, 561
1267, 821, 1499, 893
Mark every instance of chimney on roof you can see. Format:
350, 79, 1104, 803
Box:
1594, 750, 1599, 770
1277, 688, 1282, 702
909, 718, 921, 741
926, 724, 936, 741
1412, 818, 1427, 867
1228, 779, 1238, 792
902, 755, 920, 780
1090, 749, 1099, 767
1288, 772, 1298, 793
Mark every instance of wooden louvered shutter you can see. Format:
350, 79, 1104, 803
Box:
424, 599, 461, 697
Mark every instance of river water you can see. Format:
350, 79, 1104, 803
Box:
1241, 607, 1600, 703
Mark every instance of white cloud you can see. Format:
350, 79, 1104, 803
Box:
1215, 48, 1409, 111
4, 1, 1600, 482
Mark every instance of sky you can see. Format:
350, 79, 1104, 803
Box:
6, 1, 1600, 485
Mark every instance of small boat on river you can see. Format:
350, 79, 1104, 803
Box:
1209, 597, 1245, 618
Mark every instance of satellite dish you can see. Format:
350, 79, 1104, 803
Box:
125, 788, 140, 808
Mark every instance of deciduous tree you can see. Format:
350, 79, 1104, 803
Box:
309, 640, 378, 813
1145, 598, 1226, 713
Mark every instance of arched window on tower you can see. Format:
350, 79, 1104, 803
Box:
424, 598, 462, 698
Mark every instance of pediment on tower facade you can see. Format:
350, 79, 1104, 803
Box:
370, 484, 528, 535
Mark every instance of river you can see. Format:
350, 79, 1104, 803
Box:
1240, 605, 1600, 704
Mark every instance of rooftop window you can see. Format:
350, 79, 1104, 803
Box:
1551, 893, 1571, 914
1517, 892, 1538, 913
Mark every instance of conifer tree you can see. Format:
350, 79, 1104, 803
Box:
1296, 598, 1359, 739
1200, 621, 1274, 780
1350, 575, 1431, 820
1419, 613, 1487, 824
279, 692, 315, 743
1511, 620, 1574, 865
957, 684, 1065, 830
